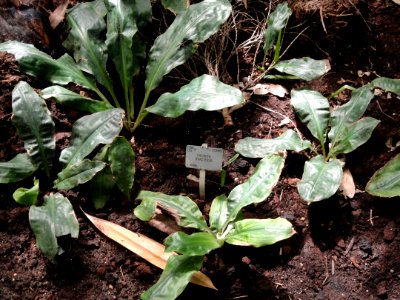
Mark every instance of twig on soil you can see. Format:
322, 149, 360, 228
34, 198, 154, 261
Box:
369, 209, 378, 226
344, 237, 355, 255
376, 100, 396, 120
319, 7, 327, 33
322, 255, 329, 285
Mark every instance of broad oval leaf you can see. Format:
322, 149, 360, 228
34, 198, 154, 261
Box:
273, 58, 331, 81
29, 193, 79, 262
329, 117, 380, 157
12, 81, 55, 177
54, 159, 106, 190
291, 89, 330, 145
209, 194, 229, 232
225, 217, 295, 247
165, 232, 221, 256
235, 129, 311, 158
366, 154, 400, 198
226, 154, 285, 224
297, 155, 343, 203
108, 136, 135, 196
90, 166, 116, 209
372, 77, 400, 95
147, 75, 244, 118
0, 41, 97, 90
59, 108, 124, 165
135, 191, 208, 231
145, 0, 231, 93
13, 178, 39, 206
0, 153, 37, 183
41, 86, 113, 113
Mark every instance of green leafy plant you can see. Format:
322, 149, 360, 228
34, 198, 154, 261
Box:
134, 154, 295, 299
0, 81, 133, 261
235, 77, 400, 203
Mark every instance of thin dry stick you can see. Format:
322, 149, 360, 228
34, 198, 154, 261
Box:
319, 7, 327, 33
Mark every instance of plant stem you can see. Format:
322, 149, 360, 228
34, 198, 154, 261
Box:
273, 30, 282, 63
132, 89, 151, 132
328, 85, 356, 100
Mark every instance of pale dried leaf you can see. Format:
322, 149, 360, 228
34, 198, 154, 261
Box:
339, 169, 355, 199
249, 83, 288, 97
49, 0, 69, 29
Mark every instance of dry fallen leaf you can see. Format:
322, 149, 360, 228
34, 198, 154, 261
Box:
339, 169, 356, 199
49, 0, 69, 29
248, 83, 288, 97
83, 211, 217, 290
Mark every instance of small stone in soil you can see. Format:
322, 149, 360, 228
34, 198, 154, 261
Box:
383, 221, 396, 243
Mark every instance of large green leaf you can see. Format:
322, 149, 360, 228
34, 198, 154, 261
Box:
328, 85, 374, 142
29, 193, 79, 262
12, 81, 55, 177
234, 129, 311, 158
209, 194, 229, 232
135, 191, 209, 231
329, 117, 380, 157
59, 108, 124, 166
366, 154, 400, 198
372, 77, 400, 95
13, 178, 39, 206
41, 86, 112, 113
145, 0, 231, 93
133, 0, 152, 30
297, 155, 343, 203
165, 232, 221, 256
141, 255, 204, 300
272, 58, 331, 81
291, 89, 330, 146
0, 153, 37, 183
226, 154, 285, 224
147, 75, 244, 117
263, 2, 292, 53
64, 0, 115, 96
108, 136, 135, 196
225, 218, 294, 247
90, 166, 116, 209
0, 41, 97, 90
54, 159, 106, 190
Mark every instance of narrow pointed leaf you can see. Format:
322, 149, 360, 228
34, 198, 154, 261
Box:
226, 154, 285, 223
59, 108, 124, 165
372, 77, 400, 95
165, 232, 221, 256
108, 136, 135, 196
366, 154, 400, 198
291, 89, 330, 145
12, 81, 55, 177
147, 75, 244, 117
209, 194, 229, 232
54, 159, 106, 190
145, 0, 231, 93
13, 179, 39, 206
90, 165, 115, 209
273, 58, 331, 81
41, 86, 112, 113
330, 117, 380, 157
226, 218, 295, 247
0, 153, 37, 183
235, 129, 311, 158
142, 255, 205, 300
298, 155, 343, 202
83, 212, 216, 289
0, 41, 97, 90
135, 191, 208, 231
29, 193, 79, 262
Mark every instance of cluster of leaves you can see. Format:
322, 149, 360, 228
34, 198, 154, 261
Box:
133, 154, 294, 299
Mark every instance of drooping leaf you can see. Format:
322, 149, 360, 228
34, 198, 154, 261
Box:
29, 193, 79, 262
372, 77, 400, 95
83, 212, 216, 289
226, 154, 285, 224
165, 232, 221, 256
13, 178, 39, 206
297, 155, 343, 203
108, 137, 135, 196
329, 117, 380, 157
234, 129, 311, 158
64, 0, 115, 96
41, 86, 113, 113
161, 0, 188, 14
225, 218, 295, 247
90, 165, 115, 209
141, 255, 205, 300
59, 108, 124, 166
291, 89, 330, 146
145, 0, 231, 93
366, 154, 400, 198
209, 194, 229, 232
0, 41, 97, 90
12, 81, 55, 177
147, 75, 244, 118
0, 153, 37, 183
263, 2, 292, 53
54, 159, 106, 190
133, 0, 152, 30
135, 191, 209, 231
272, 58, 331, 81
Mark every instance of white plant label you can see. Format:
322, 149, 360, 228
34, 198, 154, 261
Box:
185, 145, 223, 171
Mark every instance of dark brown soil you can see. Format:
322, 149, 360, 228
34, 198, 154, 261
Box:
0, 1, 399, 299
